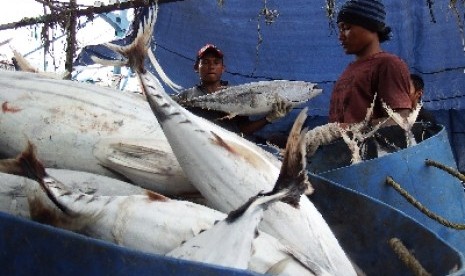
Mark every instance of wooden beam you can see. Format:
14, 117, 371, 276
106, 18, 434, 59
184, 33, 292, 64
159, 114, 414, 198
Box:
0, 0, 182, 31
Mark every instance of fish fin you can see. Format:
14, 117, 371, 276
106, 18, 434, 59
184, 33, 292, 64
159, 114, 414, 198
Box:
227, 108, 314, 219
14, 141, 46, 182
226, 188, 289, 223
9, 141, 72, 215
267, 107, 313, 207
113, 7, 157, 73
147, 48, 183, 92
0, 141, 47, 178
0, 154, 25, 176
86, 6, 156, 74
94, 141, 180, 175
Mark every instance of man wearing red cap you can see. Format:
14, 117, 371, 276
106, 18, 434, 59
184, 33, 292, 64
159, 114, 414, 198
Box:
329, 0, 412, 126
174, 44, 291, 139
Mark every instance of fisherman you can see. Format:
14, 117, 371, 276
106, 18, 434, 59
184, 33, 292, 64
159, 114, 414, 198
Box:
329, 0, 412, 126
173, 44, 292, 140
409, 73, 436, 125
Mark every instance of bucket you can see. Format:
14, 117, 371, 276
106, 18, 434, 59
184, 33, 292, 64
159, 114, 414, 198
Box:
308, 173, 465, 275
308, 123, 465, 254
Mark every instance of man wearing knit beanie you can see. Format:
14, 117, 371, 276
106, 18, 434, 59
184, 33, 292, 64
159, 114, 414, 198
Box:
329, 0, 413, 127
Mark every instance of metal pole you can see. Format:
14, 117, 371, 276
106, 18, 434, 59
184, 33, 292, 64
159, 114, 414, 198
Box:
64, 0, 77, 78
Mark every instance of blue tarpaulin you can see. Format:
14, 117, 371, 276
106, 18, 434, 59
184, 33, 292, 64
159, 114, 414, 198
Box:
76, 0, 465, 171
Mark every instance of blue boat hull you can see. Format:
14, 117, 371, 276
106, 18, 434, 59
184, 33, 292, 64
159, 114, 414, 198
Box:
0, 211, 261, 276
308, 173, 465, 276
308, 123, 465, 255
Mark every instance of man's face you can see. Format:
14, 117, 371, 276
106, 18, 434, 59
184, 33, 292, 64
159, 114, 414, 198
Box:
197, 53, 224, 84
337, 22, 378, 55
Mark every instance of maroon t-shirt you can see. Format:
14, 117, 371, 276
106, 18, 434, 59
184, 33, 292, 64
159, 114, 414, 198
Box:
329, 52, 412, 124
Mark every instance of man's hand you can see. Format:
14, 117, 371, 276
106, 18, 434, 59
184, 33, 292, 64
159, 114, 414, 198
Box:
265, 98, 292, 123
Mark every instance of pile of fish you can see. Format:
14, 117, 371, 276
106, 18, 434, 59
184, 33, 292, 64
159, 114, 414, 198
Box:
0, 109, 338, 275
0, 69, 195, 196
0, 8, 365, 276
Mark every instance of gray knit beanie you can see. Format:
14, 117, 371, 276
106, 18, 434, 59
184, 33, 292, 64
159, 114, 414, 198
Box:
337, 0, 386, 31
337, 0, 391, 41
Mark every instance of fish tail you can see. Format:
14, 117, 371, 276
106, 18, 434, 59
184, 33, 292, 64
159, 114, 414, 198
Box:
16, 141, 46, 182
271, 107, 313, 207
97, 6, 183, 118
147, 46, 183, 93
225, 188, 289, 224
92, 6, 183, 93
0, 154, 25, 177
16, 142, 71, 214
227, 109, 313, 221
111, 7, 168, 108
10, 47, 39, 73
0, 141, 45, 179
105, 7, 157, 74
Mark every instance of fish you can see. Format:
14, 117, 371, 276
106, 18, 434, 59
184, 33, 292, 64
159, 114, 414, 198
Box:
174, 80, 322, 118
0, 146, 147, 218
12, 142, 319, 275
10, 46, 70, 79
121, 11, 356, 275
0, 70, 197, 196
0, 169, 147, 219
167, 109, 330, 275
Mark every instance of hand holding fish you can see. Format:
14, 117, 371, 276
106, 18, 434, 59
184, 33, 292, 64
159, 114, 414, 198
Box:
265, 98, 293, 123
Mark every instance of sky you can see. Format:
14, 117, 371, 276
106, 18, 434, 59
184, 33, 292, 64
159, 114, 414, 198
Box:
0, 0, 130, 74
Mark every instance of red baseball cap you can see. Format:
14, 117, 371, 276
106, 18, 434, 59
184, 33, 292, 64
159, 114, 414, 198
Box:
196, 44, 224, 59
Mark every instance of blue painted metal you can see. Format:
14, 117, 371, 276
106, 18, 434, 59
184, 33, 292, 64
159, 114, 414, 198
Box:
308, 173, 465, 276
0, 211, 261, 276
308, 124, 465, 255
